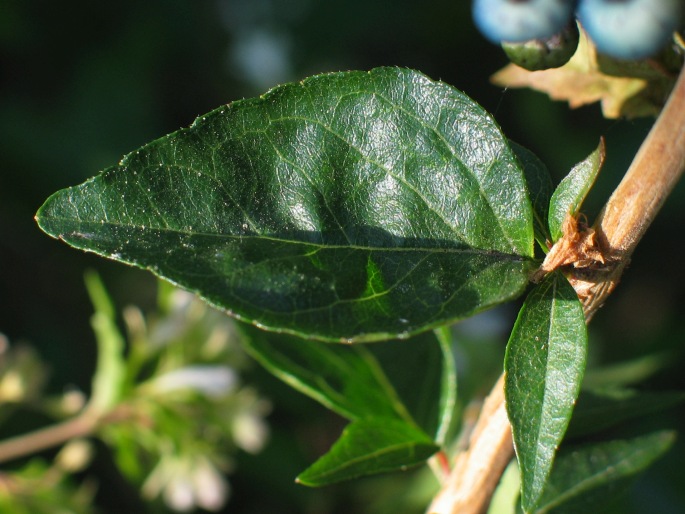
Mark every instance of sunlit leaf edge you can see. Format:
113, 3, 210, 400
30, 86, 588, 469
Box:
505, 271, 588, 511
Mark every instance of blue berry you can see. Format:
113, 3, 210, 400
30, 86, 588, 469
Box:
577, 0, 682, 60
502, 22, 580, 70
473, 0, 576, 43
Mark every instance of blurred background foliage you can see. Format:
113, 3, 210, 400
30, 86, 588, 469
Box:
1, 0, 684, 512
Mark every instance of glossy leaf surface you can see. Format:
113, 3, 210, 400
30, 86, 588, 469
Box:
548, 140, 605, 242
36, 67, 535, 342
505, 271, 587, 511
510, 142, 553, 250
532, 431, 675, 513
295, 417, 438, 486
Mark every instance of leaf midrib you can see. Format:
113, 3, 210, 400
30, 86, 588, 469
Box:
260, 104, 519, 254
302, 438, 434, 482
48, 217, 530, 259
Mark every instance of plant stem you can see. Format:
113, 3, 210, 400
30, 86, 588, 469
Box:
428, 64, 685, 514
597, 68, 685, 258
427, 375, 512, 514
0, 411, 99, 464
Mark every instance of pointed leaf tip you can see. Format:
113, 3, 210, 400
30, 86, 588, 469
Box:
505, 271, 587, 510
549, 139, 605, 242
36, 67, 535, 341
296, 417, 438, 486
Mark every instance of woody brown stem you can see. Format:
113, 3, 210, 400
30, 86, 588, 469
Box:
597, 68, 685, 258
570, 58, 685, 316
427, 63, 685, 514
0, 411, 98, 464
427, 375, 512, 514
0, 403, 135, 465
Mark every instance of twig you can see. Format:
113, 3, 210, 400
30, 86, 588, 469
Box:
596, 71, 685, 257
427, 375, 512, 514
427, 63, 685, 514
0, 401, 135, 465
0, 411, 99, 464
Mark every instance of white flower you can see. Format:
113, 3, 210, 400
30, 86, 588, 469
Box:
143, 454, 230, 512
149, 365, 237, 398
164, 473, 195, 512
192, 457, 230, 512
233, 410, 269, 454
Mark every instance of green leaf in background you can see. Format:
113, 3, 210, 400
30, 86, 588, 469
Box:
84, 271, 127, 414
566, 388, 685, 439
433, 326, 457, 445
240, 327, 412, 422
531, 431, 676, 513
510, 141, 554, 251
488, 460, 522, 514
581, 352, 673, 389
36, 67, 535, 342
548, 140, 605, 242
0, 456, 97, 514
505, 271, 587, 512
295, 417, 438, 487
368, 329, 456, 442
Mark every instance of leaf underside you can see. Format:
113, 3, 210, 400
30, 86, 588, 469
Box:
36, 67, 535, 342
240, 326, 412, 422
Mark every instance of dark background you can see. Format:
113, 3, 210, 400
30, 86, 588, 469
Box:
1, 1, 684, 512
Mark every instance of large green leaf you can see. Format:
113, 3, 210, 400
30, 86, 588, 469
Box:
532, 431, 676, 513
240, 327, 412, 422
505, 271, 587, 512
295, 417, 438, 486
36, 67, 535, 342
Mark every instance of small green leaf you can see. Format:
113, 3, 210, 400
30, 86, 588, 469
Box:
296, 417, 438, 486
532, 431, 676, 513
505, 271, 587, 512
566, 388, 685, 439
548, 140, 605, 242
240, 327, 411, 422
84, 271, 126, 414
510, 141, 554, 251
434, 326, 457, 445
36, 67, 535, 342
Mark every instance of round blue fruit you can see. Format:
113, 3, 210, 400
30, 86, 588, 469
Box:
473, 0, 576, 43
502, 22, 580, 70
577, 0, 682, 60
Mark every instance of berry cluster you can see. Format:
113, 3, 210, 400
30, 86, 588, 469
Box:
473, 0, 683, 61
